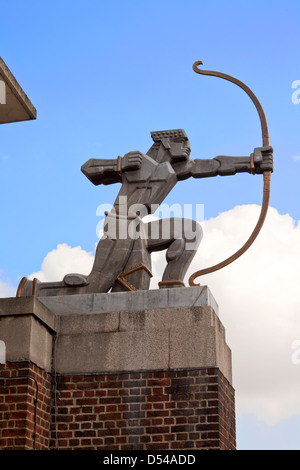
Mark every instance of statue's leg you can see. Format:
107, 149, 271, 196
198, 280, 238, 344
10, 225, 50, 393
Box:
17, 235, 134, 297
16, 277, 87, 298
87, 234, 137, 293
147, 217, 202, 288
64, 212, 136, 293
16, 214, 150, 297
110, 219, 152, 292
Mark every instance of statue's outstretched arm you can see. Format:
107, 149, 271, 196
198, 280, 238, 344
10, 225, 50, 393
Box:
81, 152, 143, 186
81, 158, 122, 185
175, 146, 273, 180
214, 146, 273, 176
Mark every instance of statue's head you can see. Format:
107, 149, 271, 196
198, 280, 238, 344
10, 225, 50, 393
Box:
150, 129, 191, 162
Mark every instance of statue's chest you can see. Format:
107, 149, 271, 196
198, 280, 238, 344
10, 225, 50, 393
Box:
126, 157, 177, 204
125, 156, 176, 186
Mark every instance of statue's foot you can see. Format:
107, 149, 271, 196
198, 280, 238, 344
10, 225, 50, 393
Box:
16, 273, 89, 298
158, 280, 185, 289
16, 277, 40, 297
63, 273, 89, 287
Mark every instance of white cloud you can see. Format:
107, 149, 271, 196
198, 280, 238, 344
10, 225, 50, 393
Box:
28, 243, 94, 282
292, 155, 300, 162
0, 269, 17, 298
0, 280, 16, 298
20, 207, 300, 426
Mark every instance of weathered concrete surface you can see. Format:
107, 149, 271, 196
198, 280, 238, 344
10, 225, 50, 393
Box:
0, 57, 36, 124
0, 287, 232, 384
0, 296, 58, 331
54, 304, 232, 382
0, 297, 56, 371
39, 286, 219, 316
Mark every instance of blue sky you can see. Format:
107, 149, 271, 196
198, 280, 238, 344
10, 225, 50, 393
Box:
1, 0, 300, 450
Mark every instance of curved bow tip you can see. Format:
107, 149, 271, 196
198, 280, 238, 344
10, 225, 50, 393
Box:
193, 60, 203, 72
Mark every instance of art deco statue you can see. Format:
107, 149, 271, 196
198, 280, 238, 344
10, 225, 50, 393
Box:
17, 62, 273, 297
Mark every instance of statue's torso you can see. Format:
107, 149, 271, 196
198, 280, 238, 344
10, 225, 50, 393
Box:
115, 154, 177, 216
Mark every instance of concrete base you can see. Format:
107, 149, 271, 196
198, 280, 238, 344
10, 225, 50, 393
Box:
0, 287, 235, 450
0, 286, 232, 384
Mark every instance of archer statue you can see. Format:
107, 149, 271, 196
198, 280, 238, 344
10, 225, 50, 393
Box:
17, 62, 273, 298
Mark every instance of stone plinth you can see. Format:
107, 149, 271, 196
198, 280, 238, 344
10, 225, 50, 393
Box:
0, 287, 236, 450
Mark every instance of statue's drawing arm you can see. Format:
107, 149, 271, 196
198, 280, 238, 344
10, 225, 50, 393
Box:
81, 152, 143, 185
175, 146, 273, 180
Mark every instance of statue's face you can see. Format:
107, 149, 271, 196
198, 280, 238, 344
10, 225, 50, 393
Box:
169, 137, 191, 161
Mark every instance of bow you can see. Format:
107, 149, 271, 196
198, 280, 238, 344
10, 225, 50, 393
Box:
189, 61, 272, 287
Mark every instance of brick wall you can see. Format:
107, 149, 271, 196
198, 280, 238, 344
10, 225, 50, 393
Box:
51, 367, 235, 450
0, 361, 52, 450
0, 363, 235, 450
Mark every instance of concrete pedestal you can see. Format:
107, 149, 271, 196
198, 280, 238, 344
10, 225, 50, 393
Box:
0, 287, 235, 450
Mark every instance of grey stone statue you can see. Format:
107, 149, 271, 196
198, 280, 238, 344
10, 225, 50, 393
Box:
17, 129, 273, 297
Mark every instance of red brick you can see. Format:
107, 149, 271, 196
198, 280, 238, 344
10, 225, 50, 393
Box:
1, 364, 235, 450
